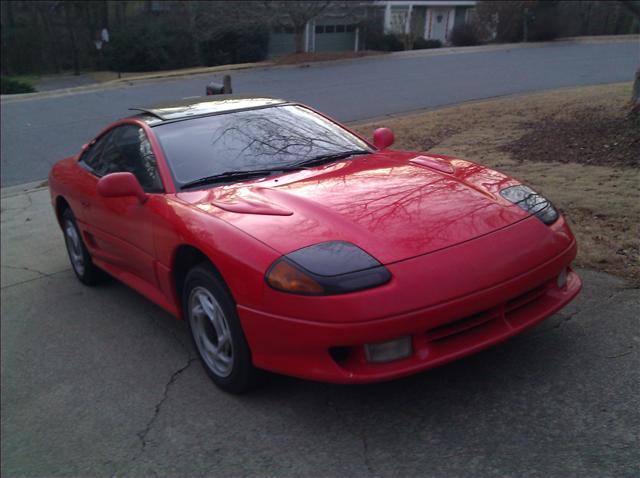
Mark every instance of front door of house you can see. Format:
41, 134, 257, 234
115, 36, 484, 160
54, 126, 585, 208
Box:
429, 8, 449, 43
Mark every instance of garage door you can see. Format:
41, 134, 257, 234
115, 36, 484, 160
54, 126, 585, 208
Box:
314, 24, 356, 53
269, 28, 296, 57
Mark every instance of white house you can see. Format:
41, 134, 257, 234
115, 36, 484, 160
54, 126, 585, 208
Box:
376, 0, 477, 44
266, 0, 478, 57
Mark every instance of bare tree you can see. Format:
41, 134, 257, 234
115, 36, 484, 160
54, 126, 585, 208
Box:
474, 1, 534, 43
62, 2, 81, 75
189, 1, 266, 43
263, 1, 332, 53
1, 0, 371, 76
619, 0, 640, 18
389, 7, 423, 50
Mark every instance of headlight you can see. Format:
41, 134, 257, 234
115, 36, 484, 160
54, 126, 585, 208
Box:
266, 241, 391, 295
500, 185, 559, 225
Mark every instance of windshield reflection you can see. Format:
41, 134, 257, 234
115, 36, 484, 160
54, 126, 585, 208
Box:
154, 105, 372, 187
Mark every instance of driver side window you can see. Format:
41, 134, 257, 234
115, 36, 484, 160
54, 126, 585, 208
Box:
79, 131, 112, 175
80, 125, 163, 193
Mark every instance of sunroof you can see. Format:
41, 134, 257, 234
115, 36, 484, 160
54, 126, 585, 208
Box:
129, 96, 287, 121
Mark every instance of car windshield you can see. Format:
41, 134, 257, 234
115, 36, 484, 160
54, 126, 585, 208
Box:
153, 104, 373, 189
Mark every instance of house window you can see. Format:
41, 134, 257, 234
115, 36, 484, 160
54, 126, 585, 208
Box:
346, 24, 355, 32
325, 25, 335, 33
315, 25, 324, 34
336, 25, 345, 33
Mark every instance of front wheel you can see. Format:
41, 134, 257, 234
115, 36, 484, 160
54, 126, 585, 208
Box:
184, 264, 261, 393
62, 208, 101, 285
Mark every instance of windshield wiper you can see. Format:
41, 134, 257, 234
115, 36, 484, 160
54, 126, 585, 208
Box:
287, 150, 372, 169
181, 150, 372, 189
181, 167, 301, 189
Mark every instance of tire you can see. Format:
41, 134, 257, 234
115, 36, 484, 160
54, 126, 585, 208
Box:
183, 263, 261, 393
61, 207, 101, 286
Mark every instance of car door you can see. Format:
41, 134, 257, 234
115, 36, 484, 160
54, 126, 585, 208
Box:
78, 124, 164, 287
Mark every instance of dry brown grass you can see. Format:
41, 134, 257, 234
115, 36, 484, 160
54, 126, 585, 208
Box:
353, 83, 640, 285
272, 51, 384, 65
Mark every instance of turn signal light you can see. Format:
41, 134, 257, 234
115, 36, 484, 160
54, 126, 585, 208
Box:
266, 260, 324, 295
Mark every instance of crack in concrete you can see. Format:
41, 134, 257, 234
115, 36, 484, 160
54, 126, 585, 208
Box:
603, 288, 637, 301
521, 308, 581, 339
126, 356, 197, 473
118, 312, 197, 475
0, 193, 34, 217
546, 308, 580, 331
521, 287, 634, 340
1, 268, 70, 290
1, 264, 53, 277
325, 394, 375, 477
604, 347, 635, 359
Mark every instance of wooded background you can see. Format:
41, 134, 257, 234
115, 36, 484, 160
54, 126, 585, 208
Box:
1, 0, 638, 77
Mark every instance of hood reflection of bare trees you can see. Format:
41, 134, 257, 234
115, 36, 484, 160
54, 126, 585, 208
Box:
172, 104, 526, 258
270, 158, 524, 255
180, 149, 530, 261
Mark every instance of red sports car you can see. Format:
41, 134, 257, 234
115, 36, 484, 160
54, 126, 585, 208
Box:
49, 96, 581, 393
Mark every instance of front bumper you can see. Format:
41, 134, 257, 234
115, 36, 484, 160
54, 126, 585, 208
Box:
238, 216, 582, 383
239, 267, 581, 383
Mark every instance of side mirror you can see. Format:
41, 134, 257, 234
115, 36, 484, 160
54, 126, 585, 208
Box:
373, 127, 394, 150
97, 172, 147, 204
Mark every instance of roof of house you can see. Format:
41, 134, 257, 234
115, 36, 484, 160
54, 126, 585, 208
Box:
373, 1, 477, 6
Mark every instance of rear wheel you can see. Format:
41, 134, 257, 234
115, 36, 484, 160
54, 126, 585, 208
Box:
62, 208, 101, 285
184, 263, 261, 393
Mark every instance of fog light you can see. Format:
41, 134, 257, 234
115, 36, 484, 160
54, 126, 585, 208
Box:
364, 336, 412, 363
557, 268, 568, 289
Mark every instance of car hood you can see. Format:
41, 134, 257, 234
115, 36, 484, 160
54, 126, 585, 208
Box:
176, 151, 530, 264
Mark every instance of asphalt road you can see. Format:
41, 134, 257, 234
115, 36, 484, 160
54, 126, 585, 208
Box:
1, 40, 639, 187
1, 185, 639, 477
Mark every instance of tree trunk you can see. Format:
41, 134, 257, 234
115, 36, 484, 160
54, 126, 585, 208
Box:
82, 2, 98, 70
101, 0, 109, 28
185, 2, 201, 66
2, 0, 15, 75
36, 4, 61, 73
116, 1, 125, 27
584, 1, 592, 35
294, 26, 306, 54
632, 69, 640, 115
64, 3, 81, 75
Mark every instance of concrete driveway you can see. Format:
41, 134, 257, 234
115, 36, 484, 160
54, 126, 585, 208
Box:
1, 184, 638, 477
2, 39, 639, 187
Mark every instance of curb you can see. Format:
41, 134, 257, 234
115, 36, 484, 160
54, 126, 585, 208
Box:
2, 35, 637, 104
346, 80, 633, 127
0, 61, 271, 103
1, 180, 49, 199
2, 81, 631, 192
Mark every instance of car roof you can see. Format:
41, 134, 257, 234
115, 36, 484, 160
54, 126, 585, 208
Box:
129, 95, 289, 125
